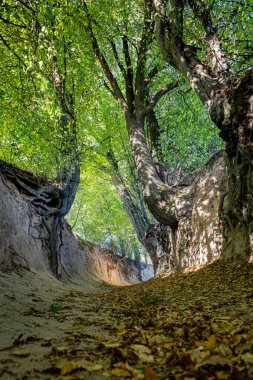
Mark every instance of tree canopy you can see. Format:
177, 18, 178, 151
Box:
0, 0, 252, 263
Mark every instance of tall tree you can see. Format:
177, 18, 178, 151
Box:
83, 0, 182, 229
0, 1, 83, 276
153, 0, 253, 258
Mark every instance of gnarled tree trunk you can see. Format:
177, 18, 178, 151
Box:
153, 0, 253, 259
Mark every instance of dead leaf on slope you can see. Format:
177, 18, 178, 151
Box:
196, 355, 232, 369
130, 344, 154, 363
144, 366, 158, 380
11, 349, 31, 357
58, 361, 80, 376
241, 352, 253, 364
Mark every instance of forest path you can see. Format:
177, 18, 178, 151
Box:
0, 260, 253, 379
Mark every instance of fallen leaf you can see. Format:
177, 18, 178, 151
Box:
144, 366, 158, 380
111, 368, 131, 377
197, 355, 232, 369
130, 344, 154, 363
58, 362, 79, 376
216, 344, 232, 357
52, 346, 67, 354
241, 352, 253, 364
12, 349, 31, 357
206, 335, 217, 350
102, 342, 121, 349
82, 364, 103, 371
72, 323, 86, 330
116, 328, 128, 336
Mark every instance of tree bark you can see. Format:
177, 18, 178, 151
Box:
125, 112, 189, 228
153, 0, 253, 258
84, 0, 190, 272
219, 71, 253, 257
106, 149, 169, 273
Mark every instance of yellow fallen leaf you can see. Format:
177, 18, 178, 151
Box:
103, 342, 121, 348
206, 335, 217, 350
216, 371, 231, 380
116, 328, 128, 336
12, 349, 30, 357
163, 342, 173, 349
58, 362, 79, 376
72, 323, 86, 330
83, 364, 103, 371
111, 367, 131, 377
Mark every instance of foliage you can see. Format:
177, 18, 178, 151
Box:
154, 83, 223, 171
67, 167, 147, 259
0, 0, 252, 257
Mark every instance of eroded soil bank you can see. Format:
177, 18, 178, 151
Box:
1, 259, 253, 379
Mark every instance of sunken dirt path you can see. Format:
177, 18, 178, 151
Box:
0, 260, 253, 380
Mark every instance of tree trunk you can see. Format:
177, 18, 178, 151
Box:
220, 145, 253, 259
153, 0, 253, 259
106, 149, 168, 273
124, 111, 192, 273
49, 165, 80, 277
125, 112, 189, 228
215, 69, 253, 259
106, 150, 151, 243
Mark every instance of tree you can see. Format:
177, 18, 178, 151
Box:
153, 0, 253, 258
2, 0, 251, 274
84, 0, 183, 228
0, 1, 83, 276
83, 0, 253, 260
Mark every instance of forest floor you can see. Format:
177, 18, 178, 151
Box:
0, 259, 253, 380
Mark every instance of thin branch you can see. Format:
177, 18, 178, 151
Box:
145, 81, 179, 113
122, 30, 133, 80
103, 80, 118, 101
0, 16, 27, 28
109, 39, 126, 76
0, 33, 27, 68
17, 0, 37, 13
188, 0, 229, 79
170, 0, 185, 40
135, 0, 153, 110
188, 0, 216, 36
83, 3, 127, 109
122, 30, 135, 111
146, 64, 160, 83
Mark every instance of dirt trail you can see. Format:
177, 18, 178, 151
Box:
1, 260, 253, 379
0, 269, 114, 379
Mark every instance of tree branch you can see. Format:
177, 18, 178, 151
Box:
0, 33, 27, 68
17, 0, 37, 13
188, 0, 216, 36
145, 81, 179, 113
188, 0, 229, 80
170, 0, 185, 41
83, 3, 127, 110
0, 15, 26, 28
103, 80, 118, 101
146, 64, 160, 84
135, 0, 153, 112
122, 30, 135, 112
109, 39, 126, 77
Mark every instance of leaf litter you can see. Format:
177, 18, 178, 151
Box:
0, 259, 253, 379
